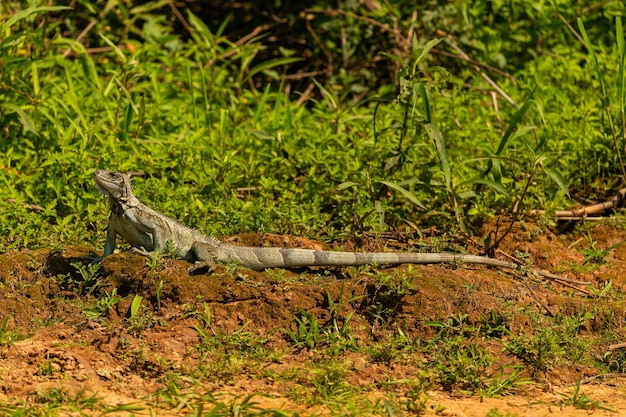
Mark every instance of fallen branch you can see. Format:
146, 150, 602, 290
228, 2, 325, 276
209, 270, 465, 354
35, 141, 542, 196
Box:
533, 188, 626, 220
564, 373, 626, 387
607, 342, 626, 351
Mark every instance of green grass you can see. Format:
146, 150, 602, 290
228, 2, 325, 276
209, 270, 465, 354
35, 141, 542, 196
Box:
0, 388, 146, 416
557, 378, 616, 412
0, 315, 25, 347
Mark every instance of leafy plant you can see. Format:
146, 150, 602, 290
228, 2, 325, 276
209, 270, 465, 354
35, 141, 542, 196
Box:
155, 279, 164, 310
285, 309, 322, 351
486, 409, 520, 417
427, 335, 494, 392
193, 302, 268, 355
424, 313, 471, 340
311, 361, 354, 403
577, 17, 626, 184
479, 366, 533, 397
556, 377, 616, 412
503, 329, 561, 376
125, 295, 157, 335
366, 268, 418, 330
129, 295, 143, 320
0, 315, 24, 347
480, 310, 512, 339
3, 1, 626, 413
67, 261, 103, 293
83, 288, 121, 321
145, 254, 164, 271
323, 287, 358, 354
284, 286, 358, 355
192, 392, 291, 417
581, 233, 626, 265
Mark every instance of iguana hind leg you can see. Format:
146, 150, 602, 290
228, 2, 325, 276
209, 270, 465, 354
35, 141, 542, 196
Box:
187, 241, 219, 275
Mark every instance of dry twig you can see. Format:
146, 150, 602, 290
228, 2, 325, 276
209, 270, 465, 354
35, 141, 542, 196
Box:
533, 188, 626, 220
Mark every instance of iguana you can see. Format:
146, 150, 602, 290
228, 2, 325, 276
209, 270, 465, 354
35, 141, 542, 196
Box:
94, 170, 582, 284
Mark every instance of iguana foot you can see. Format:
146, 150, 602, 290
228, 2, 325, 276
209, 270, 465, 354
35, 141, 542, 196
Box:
129, 246, 152, 256
188, 261, 216, 276
81, 251, 104, 265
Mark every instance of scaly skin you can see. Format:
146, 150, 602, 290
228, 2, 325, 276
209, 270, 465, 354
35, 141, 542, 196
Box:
94, 170, 583, 284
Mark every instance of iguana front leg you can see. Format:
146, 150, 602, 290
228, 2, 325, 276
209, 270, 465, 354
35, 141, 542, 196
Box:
103, 216, 118, 256
84, 215, 119, 263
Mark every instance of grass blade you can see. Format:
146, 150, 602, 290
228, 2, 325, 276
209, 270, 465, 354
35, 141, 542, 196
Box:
129, 295, 142, 319
495, 98, 534, 156
1, 103, 39, 136
377, 180, 426, 209
1, 6, 70, 32
424, 123, 451, 189
544, 168, 570, 198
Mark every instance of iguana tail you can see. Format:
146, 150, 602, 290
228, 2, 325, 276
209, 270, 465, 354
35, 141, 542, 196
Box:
217, 244, 510, 270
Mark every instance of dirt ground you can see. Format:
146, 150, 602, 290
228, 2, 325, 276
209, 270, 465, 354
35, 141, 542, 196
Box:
1, 224, 626, 416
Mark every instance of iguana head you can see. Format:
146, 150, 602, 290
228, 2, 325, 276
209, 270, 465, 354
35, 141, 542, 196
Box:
94, 170, 133, 207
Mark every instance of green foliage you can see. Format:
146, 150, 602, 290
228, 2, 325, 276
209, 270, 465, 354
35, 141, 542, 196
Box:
285, 287, 357, 355
428, 335, 494, 392
155, 279, 164, 310
503, 313, 595, 376
144, 253, 164, 271
478, 367, 533, 398
366, 330, 417, 364
0, 0, 625, 254
556, 378, 616, 412
580, 232, 626, 265
423, 313, 539, 395
192, 302, 269, 355
4, 2, 626, 414
0, 315, 25, 347
286, 309, 322, 351
311, 361, 354, 404
577, 17, 626, 184
56, 261, 103, 294
122, 294, 158, 335
128, 294, 143, 319
82, 287, 121, 320
487, 409, 520, 417
365, 268, 418, 331
190, 393, 291, 417
0, 387, 146, 416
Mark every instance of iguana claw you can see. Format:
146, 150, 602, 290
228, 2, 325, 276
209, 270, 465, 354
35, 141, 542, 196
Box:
187, 261, 215, 276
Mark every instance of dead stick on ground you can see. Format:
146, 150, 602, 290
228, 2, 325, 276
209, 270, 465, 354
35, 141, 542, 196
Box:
607, 342, 626, 351
476, 243, 591, 287
553, 279, 593, 296
532, 188, 626, 219
523, 279, 555, 317
564, 373, 626, 387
